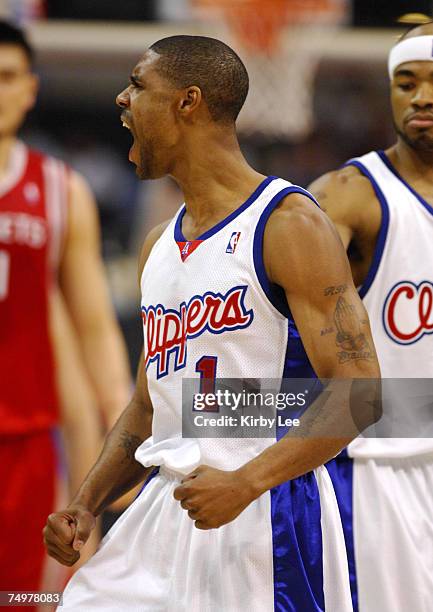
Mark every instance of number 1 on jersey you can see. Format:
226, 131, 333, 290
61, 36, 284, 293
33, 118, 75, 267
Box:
195, 356, 218, 412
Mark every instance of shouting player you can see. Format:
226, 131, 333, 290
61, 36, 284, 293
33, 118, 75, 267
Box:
44, 36, 380, 611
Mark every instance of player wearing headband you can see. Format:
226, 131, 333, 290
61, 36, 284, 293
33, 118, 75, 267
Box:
309, 22, 433, 612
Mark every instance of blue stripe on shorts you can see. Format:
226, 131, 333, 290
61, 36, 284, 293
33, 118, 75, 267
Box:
272, 472, 325, 611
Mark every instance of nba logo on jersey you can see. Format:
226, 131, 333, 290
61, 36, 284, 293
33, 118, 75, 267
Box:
226, 231, 241, 254
182, 242, 191, 256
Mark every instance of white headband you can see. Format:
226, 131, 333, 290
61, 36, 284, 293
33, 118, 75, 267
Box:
388, 35, 433, 79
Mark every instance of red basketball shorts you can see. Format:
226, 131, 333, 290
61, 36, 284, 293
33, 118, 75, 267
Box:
0, 430, 57, 593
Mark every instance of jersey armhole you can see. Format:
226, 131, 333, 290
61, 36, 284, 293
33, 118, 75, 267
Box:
252, 185, 320, 318
344, 160, 390, 300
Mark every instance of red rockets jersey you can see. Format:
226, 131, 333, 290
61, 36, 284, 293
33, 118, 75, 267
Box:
0, 142, 68, 434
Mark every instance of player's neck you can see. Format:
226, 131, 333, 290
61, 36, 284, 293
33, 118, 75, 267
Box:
388, 140, 433, 183
0, 136, 18, 180
171, 132, 265, 221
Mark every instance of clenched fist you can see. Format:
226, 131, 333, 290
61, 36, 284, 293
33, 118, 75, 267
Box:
43, 505, 96, 566
173, 465, 258, 530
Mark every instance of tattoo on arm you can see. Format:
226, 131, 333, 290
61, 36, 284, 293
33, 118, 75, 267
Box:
324, 284, 347, 296
321, 326, 334, 336
333, 296, 373, 363
119, 430, 143, 462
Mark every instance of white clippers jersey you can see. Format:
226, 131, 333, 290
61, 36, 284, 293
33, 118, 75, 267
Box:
346, 151, 433, 458
135, 177, 316, 474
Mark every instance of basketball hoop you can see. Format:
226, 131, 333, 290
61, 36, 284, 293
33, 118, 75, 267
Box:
194, 0, 348, 140
212, 0, 290, 55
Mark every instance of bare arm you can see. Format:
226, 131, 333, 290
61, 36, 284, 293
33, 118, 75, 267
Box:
59, 171, 132, 428
309, 167, 382, 289
308, 167, 359, 250
70, 351, 153, 517
43, 355, 153, 566
50, 289, 103, 566
50, 288, 102, 497
308, 166, 376, 249
238, 194, 381, 492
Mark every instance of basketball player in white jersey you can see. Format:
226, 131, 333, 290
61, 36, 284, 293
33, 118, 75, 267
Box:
309, 21, 433, 612
44, 36, 380, 611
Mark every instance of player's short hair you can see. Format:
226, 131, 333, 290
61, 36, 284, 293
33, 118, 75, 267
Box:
150, 35, 249, 124
0, 20, 34, 66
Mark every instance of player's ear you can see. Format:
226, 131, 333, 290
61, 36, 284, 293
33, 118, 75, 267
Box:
178, 86, 202, 119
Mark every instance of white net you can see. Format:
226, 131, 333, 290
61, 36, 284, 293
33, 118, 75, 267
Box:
194, 0, 348, 140
234, 27, 323, 140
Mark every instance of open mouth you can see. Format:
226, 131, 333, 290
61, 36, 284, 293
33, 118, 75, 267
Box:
120, 114, 137, 162
120, 113, 133, 131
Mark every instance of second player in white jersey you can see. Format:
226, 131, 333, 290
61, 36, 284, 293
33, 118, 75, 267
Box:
310, 25, 433, 612
322, 149, 433, 612
347, 150, 433, 458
